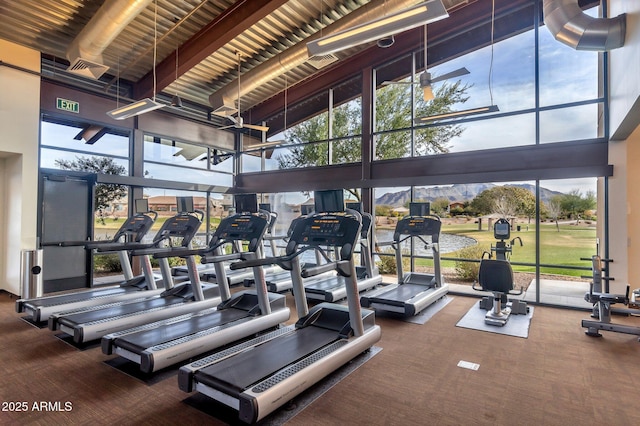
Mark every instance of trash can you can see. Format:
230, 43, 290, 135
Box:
517, 225, 521, 232
21, 249, 43, 299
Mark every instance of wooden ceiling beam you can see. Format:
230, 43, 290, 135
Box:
134, 0, 288, 99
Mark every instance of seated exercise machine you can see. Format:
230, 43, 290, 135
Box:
16, 199, 162, 323
101, 200, 290, 374
360, 203, 448, 316
48, 197, 220, 344
472, 218, 528, 326
178, 205, 381, 424
582, 255, 640, 339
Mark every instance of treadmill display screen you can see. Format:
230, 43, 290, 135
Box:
134, 198, 149, 213
395, 217, 441, 238
177, 196, 194, 213
409, 202, 430, 217
235, 194, 258, 213
314, 189, 345, 213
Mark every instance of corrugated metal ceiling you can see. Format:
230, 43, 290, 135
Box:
0, 0, 472, 118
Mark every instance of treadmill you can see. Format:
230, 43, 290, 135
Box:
303, 201, 382, 302
360, 203, 449, 316
101, 206, 290, 374
244, 213, 334, 293
178, 193, 381, 424
48, 197, 220, 344
174, 198, 281, 286
16, 199, 163, 323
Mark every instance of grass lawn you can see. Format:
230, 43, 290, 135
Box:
416, 220, 597, 278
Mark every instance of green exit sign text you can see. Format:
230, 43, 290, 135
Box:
56, 98, 79, 113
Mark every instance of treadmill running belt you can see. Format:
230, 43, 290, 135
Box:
195, 326, 338, 395
305, 276, 343, 292
369, 283, 431, 307
56, 296, 183, 326
25, 288, 128, 308
114, 308, 249, 354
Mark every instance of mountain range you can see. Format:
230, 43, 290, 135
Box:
375, 183, 563, 207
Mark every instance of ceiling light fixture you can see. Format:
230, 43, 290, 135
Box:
415, 105, 499, 123
415, 0, 499, 123
107, 0, 165, 120
306, 0, 448, 57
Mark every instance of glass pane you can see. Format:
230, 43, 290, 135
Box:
373, 186, 411, 274
375, 130, 411, 160
375, 80, 412, 131
539, 103, 601, 143
144, 135, 209, 170
143, 162, 232, 187
270, 140, 329, 169
332, 97, 362, 138
428, 112, 535, 154
41, 121, 130, 158
375, 54, 413, 132
41, 148, 129, 172
331, 137, 362, 164
539, 8, 599, 107
141, 189, 215, 247
537, 178, 598, 307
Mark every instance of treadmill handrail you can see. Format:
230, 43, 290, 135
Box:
301, 261, 338, 278
228, 245, 318, 271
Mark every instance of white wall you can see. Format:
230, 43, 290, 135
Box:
0, 39, 40, 295
607, 1, 640, 290
609, 1, 640, 141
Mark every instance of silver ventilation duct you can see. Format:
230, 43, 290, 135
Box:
210, 0, 426, 115
543, 0, 626, 51
66, 0, 153, 79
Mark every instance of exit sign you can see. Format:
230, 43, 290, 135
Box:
56, 98, 79, 113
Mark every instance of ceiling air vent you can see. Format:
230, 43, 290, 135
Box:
67, 57, 110, 79
307, 53, 339, 70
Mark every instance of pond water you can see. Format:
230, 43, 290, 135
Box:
374, 229, 477, 255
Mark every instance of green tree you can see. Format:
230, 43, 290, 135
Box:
55, 156, 127, 224
557, 189, 596, 223
431, 197, 451, 217
277, 79, 470, 168
470, 186, 536, 218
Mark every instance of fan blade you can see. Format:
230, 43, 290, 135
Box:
381, 80, 418, 86
429, 67, 470, 84
244, 123, 270, 132
217, 125, 234, 130
227, 115, 240, 125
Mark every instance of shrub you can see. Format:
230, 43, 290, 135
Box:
93, 253, 123, 273
454, 245, 487, 281
376, 249, 410, 276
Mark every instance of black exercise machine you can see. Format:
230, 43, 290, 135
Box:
473, 218, 528, 326
581, 255, 640, 339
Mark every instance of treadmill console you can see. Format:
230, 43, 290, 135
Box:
215, 214, 267, 242
394, 216, 441, 241
290, 213, 360, 249
154, 214, 202, 247
112, 214, 155, 242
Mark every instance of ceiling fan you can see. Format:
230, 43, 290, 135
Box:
383, 67, 470, 101
382, 24, 469, 101
216, 52, 269, 133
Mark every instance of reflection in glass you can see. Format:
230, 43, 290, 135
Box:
440, 113, 536, 153
540, 103, 600, 143
143, 162, 232, 187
